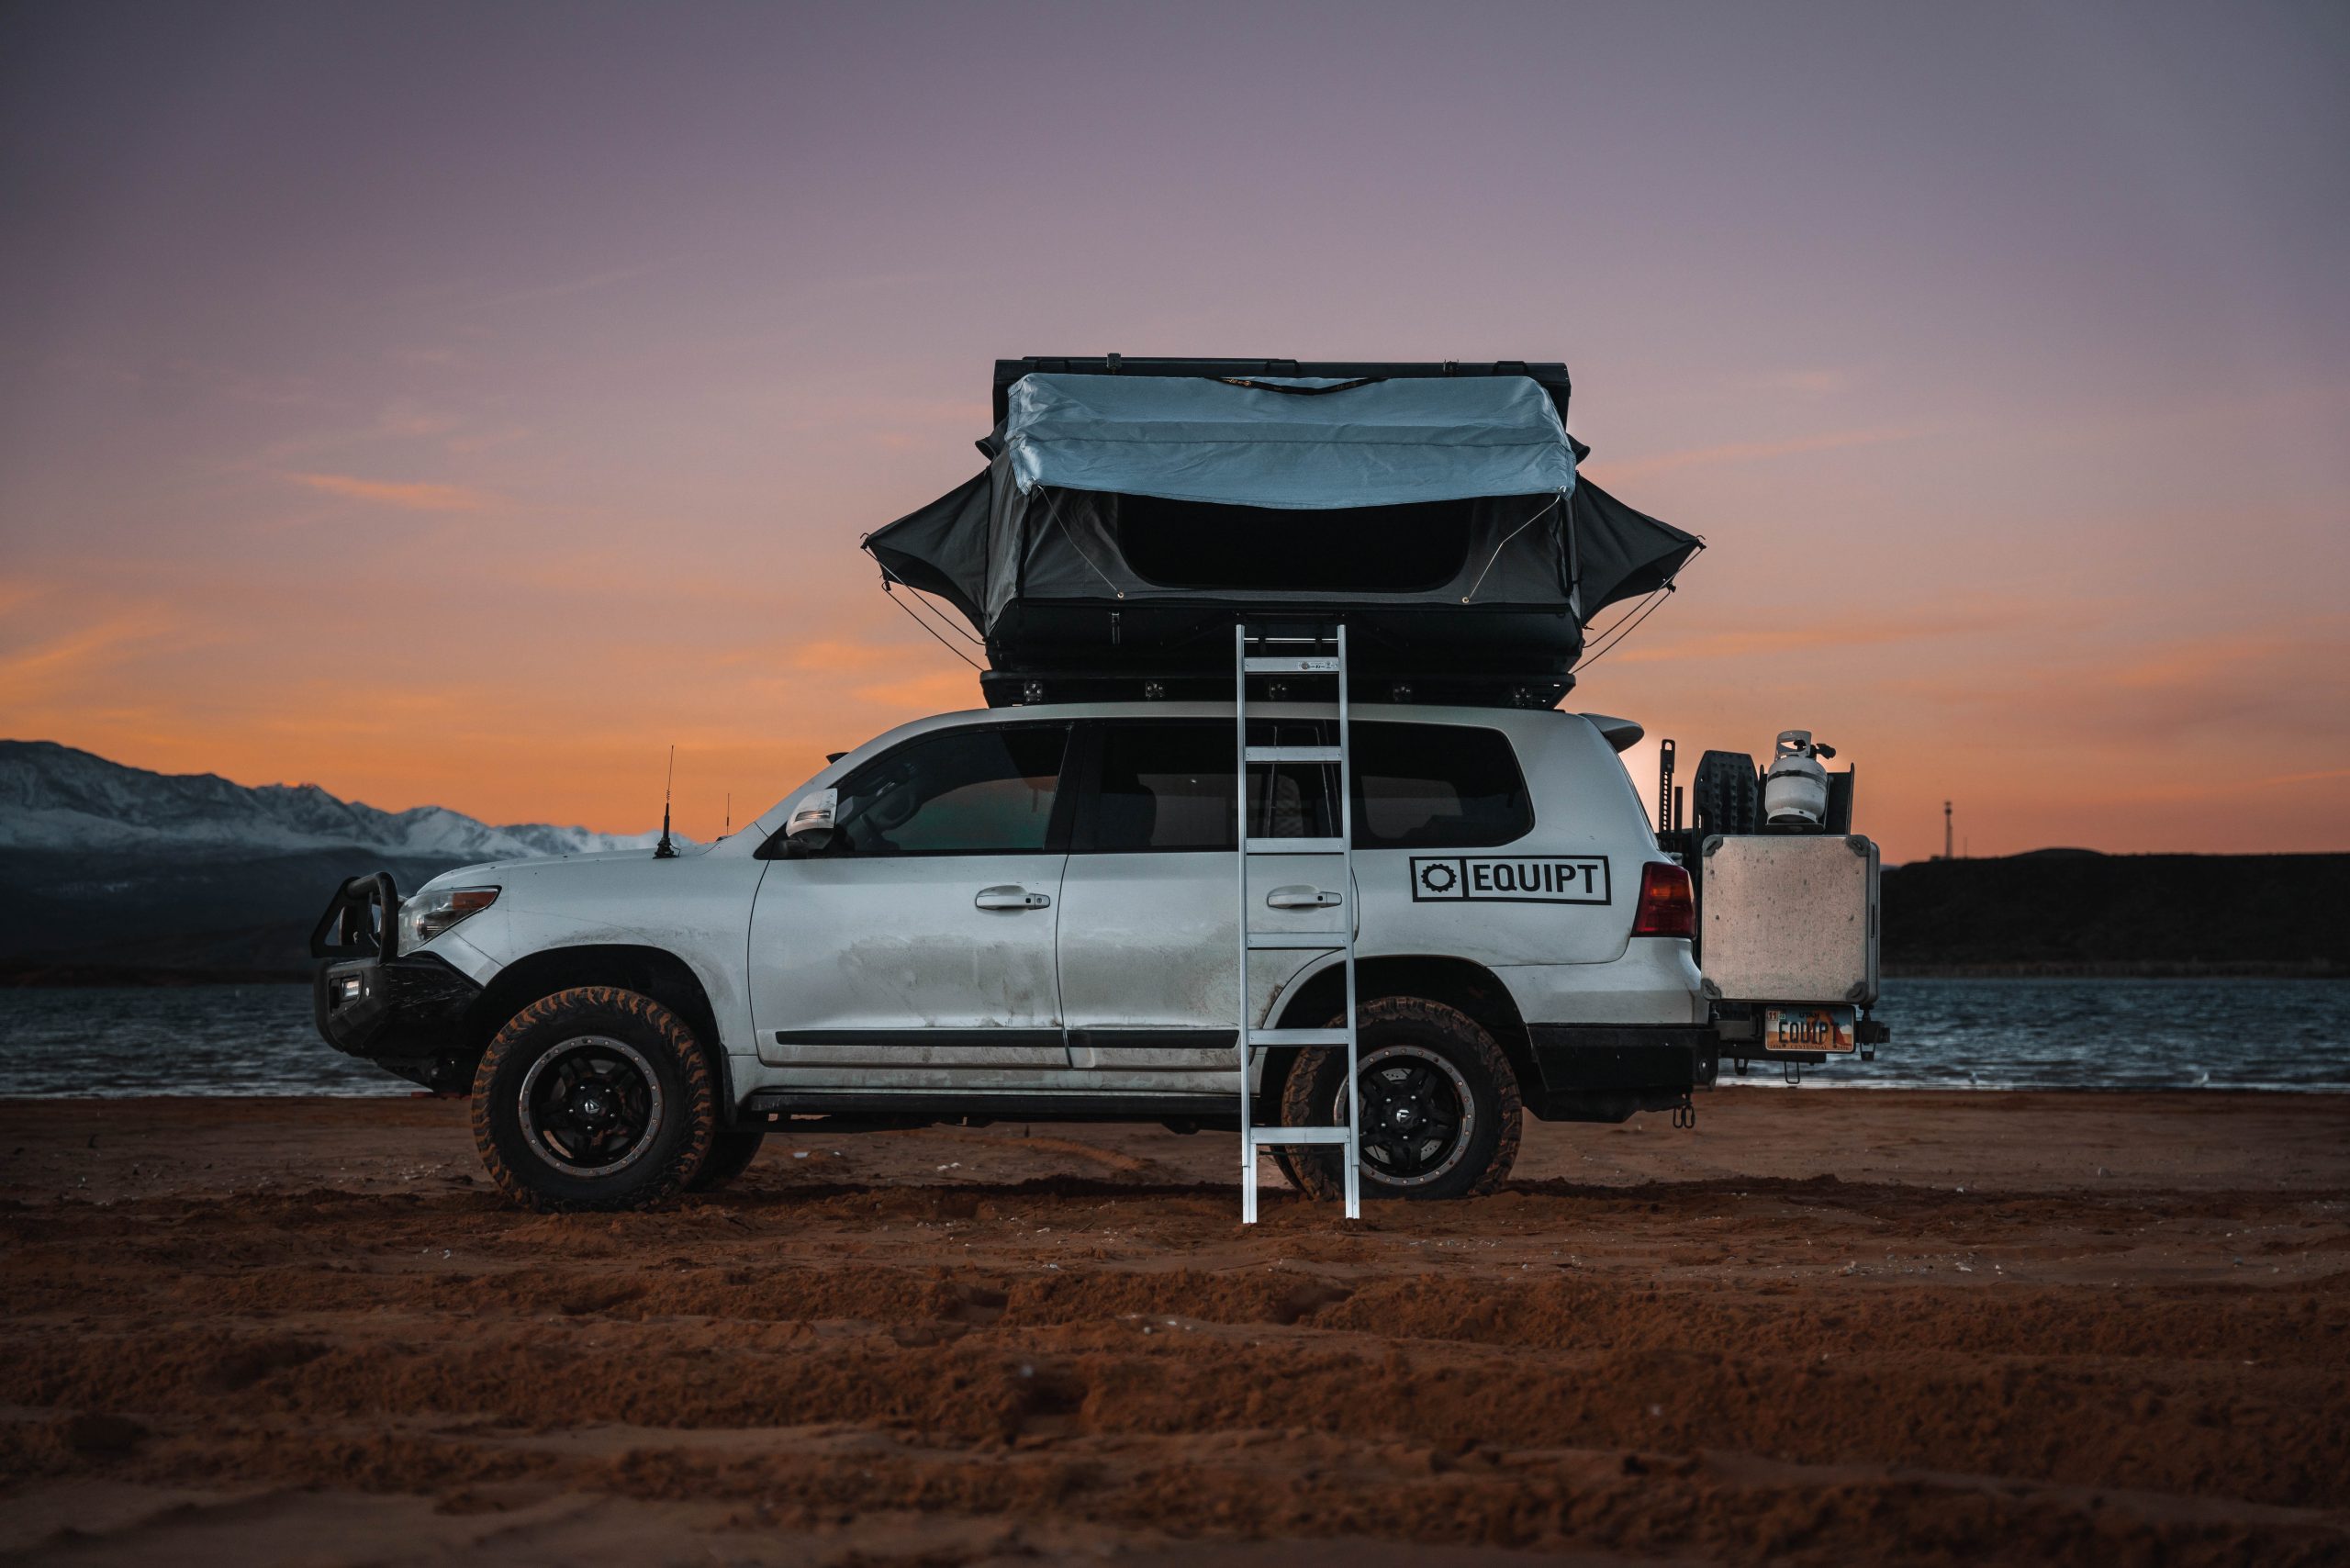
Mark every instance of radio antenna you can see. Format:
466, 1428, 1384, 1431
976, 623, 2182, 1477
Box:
654, 746, 678, 859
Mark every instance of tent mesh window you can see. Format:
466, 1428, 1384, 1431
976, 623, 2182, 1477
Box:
1109, 494, 1477, 594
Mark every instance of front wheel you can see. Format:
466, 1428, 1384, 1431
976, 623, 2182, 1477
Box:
1279, 997, 1521, 1202
471, 986, 718, 1212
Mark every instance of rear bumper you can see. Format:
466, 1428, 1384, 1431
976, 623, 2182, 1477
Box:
1523, 1024, 1716, 1123
314, 952, 481, 1092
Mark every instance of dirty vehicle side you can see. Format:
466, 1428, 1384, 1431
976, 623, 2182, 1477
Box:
314, 700, 1722, 1210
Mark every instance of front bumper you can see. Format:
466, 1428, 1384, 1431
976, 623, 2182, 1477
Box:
314, 952, 482, 1091
1524, 1024, 1717, 1123
310, 871, 483, 1092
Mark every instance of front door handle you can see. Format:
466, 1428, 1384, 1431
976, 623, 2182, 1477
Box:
975, 885, 1051, 911
1266, 885, 1342, 910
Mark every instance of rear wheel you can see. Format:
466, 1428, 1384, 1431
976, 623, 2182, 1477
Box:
688, 1122, 767, 1193
471, 986, 717, 1212
1278, 996, 1521, 1202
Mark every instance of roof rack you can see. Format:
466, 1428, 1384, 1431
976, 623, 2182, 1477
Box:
990, 357, 1572, 427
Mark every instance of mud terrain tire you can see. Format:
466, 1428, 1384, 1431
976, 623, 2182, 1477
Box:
689, 1122, 767, 1193
472, 986, 716, 1212
1279, 996, 1521, 1202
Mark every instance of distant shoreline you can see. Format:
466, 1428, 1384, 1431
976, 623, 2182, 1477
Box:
1883, 960, 2347, 979
0, 963, 312, 989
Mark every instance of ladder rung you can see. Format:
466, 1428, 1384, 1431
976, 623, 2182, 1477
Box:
1246, 836, 1346, 855
1249, 1126, 1354, 1146
1245, 932, 1345, 949
1242, 655, 1339, 674
1248, 1027, 1349, 1047
1244, 745, 1341, 764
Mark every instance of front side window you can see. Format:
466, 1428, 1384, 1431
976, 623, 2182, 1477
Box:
832, 725, 1068, 857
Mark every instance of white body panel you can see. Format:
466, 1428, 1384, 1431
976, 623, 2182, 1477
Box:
399, 700, 1707, 1106
749, 850, 1069, 1082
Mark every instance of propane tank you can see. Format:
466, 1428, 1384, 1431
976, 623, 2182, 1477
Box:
1762, 730, 1836, 827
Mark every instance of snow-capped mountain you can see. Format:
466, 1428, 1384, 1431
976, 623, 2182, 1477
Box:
0, 740, 690, 859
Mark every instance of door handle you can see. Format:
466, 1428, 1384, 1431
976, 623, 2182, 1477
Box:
1266, 885, 1342, 910
975, 885, 1051, 911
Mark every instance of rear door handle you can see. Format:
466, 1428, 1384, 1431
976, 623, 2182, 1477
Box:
1266, 886, 1342, 910
975, 885, 1051, 911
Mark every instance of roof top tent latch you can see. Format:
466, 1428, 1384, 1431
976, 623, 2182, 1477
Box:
1104, 353, 1121, 374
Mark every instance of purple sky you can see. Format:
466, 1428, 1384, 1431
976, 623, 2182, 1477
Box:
3, 1, 2344, 858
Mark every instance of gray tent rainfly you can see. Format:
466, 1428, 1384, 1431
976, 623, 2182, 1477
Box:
865, 359, 1701, 708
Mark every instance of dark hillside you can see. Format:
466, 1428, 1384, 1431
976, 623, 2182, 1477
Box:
1882, 850, 2349, 976
0, 850, 471, 983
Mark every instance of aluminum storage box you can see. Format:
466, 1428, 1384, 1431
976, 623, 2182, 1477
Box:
1698, 834, 1880, 1005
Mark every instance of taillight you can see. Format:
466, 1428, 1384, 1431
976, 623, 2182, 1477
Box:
1630, 861, 1694, 938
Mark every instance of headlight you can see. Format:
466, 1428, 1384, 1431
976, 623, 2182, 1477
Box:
397, 885, 499, 951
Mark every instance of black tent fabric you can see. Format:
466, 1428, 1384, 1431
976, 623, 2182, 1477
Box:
1570, 476, 1702, 610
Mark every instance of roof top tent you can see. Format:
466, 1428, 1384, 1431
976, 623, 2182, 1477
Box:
865, 357, 1702, 709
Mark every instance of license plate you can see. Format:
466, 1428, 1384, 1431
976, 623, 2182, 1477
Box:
1762, 1006, 1856, 1053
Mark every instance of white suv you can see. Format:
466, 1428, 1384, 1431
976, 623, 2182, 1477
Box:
314, 700, 1709, 1211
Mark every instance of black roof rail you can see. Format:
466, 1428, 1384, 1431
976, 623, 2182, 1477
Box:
991, 357, 1572, 426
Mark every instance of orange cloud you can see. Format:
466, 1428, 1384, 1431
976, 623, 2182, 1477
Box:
287, 473, 496, 511
0, 612, 183, 707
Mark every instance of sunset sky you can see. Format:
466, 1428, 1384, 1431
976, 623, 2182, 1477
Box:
3, 1, 2344, 863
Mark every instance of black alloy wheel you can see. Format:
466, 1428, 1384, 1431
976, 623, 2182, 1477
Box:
1355, 1043, 1477, 1186
520, 1036, 663, 1177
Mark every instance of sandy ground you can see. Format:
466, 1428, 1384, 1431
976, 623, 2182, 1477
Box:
2, 1089, 2346, 1566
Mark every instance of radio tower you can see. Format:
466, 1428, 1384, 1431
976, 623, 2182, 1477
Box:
1943, 801, 1953, 861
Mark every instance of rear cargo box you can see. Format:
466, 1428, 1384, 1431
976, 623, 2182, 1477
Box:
1698, 835, 1881, 1006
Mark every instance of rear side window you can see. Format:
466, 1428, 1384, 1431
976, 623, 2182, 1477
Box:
1353, 722, 1532, 848
1087, 722, 1336, 852
1079, 720, 1526, 852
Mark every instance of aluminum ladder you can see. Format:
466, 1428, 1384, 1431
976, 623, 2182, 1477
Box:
1235, 622, 1361, 1223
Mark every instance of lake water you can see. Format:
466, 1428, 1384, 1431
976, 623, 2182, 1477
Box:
1, 978, 2345, 1098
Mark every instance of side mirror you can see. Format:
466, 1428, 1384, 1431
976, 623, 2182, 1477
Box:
784, 788, 838, 851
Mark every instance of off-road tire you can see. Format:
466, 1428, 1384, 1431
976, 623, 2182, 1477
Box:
471, 986, 717, 1212
688, 1122, 767, 1193
1279, 996, 1521, 1203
